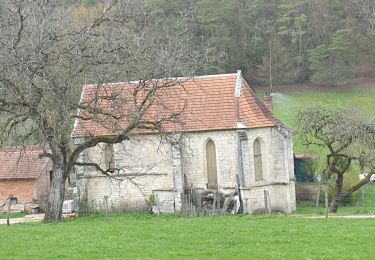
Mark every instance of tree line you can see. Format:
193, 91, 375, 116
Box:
147, 0, 375, 86
37, 0, 375, 86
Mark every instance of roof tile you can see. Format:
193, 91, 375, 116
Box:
0, 146, 52, 179
73, 73, 283, 136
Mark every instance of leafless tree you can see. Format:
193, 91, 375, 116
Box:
297, 106, 375, 212
0, 0, 219, 221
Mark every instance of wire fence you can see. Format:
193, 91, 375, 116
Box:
295, 182, 375, 214
4, 183, 375, 218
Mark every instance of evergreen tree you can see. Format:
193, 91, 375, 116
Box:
308, 29, 355, 86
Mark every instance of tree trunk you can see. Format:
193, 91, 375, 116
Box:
44, 165, 66, 221
330, 174, 344, 213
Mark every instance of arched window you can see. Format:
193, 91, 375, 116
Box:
253, 139, 263, 181
104, 144, 115, 171
206, 139, 218, 189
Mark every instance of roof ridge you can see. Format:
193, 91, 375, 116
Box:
82, 73, 238, 88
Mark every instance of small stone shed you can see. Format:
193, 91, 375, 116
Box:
0, 146, 51, 210
73, 71, 296, 214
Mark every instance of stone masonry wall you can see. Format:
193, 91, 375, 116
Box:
180, 131, 239, 191
244, 127, 295, 213
181, 127, 295, 213
76, 135, 177, 212
77, 126, 296, 213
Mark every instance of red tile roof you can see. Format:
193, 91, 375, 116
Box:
0, 146, 52, 179
73, 72, 284, 137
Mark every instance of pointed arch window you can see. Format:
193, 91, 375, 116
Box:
206, 139, 218, 189
104, 144, 115, 171
253, 139, 263, 181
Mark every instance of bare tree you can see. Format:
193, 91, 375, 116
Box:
297, 106, 375, 212
0, 0, 219, 221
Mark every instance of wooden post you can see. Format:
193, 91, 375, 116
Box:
325, 184, 329, 219
189, 194, 192, 216
315, 187, 320, 214
185, 194, 188, 216
189, 193, 193, 216
180, 193, 184, 217
186, 194, 190, 216
217, 192, 221, 215
7, 196, 11, 226
264, 190, 271, 215
104, 195, 108, 222
156, 194, 160, 217
197, 193, 201, 216
182, 194, 187, 217
213, 191, 216, 215
362, 185, 365, 211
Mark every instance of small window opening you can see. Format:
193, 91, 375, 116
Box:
104, 144, 115, 172
10, 197, 17, 206
253, 139, 263, 181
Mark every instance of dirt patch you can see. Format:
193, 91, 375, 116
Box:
306, 214, 375, 219
0, 213, 44, 225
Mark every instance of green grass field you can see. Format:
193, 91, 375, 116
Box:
1, 213, 374, 259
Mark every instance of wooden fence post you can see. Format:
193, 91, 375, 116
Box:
213, 191, 216, 216
217, 192, 221, 215
156, 194, 160, 217
104, 195, 108, 221
315, 186, 321, 214
7, 196, 11, 226
325, 184, 329, 219
264, 190, 271, 215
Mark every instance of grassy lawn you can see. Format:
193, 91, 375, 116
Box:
0, 211, 28, 219
0, 213, 374, 259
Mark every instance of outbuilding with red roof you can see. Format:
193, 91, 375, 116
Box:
0, 146, 51, 210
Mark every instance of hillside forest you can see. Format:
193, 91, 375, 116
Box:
7, 0, 372, 86
149, 0, 375, 86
